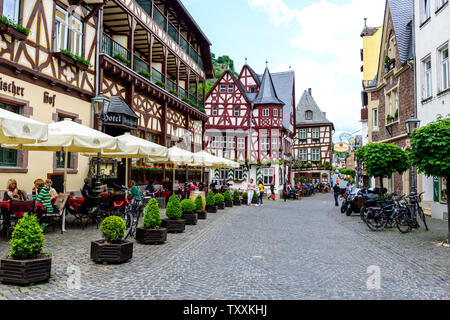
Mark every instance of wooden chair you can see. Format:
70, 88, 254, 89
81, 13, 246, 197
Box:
41, 194, 69, 234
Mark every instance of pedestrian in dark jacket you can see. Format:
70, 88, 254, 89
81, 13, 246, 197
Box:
333, 183, 340, 207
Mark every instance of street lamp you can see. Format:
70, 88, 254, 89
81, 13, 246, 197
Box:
406, 114, 421, 194
91, 94, 110, 193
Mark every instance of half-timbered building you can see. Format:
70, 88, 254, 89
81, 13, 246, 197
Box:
204, 63, 296, 196
293, 89, 334, 184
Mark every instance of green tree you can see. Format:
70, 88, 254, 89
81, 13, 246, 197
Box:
194, 195, 204, 211
409, 116, 450, 242
166, 194, 182, 220
9, 213, 45, 259
355, 142, 410, 191
143, 198, 161, 229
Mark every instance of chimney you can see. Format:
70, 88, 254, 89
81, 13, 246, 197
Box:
308, 88, 312, 96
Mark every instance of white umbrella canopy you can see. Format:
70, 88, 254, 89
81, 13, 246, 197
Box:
147, 146, 194, 165
190, 150, 223, 168
0, 108, 48, 144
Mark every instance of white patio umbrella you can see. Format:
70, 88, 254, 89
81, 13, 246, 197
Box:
83, 132, 168, 187
0, 107, 48, 144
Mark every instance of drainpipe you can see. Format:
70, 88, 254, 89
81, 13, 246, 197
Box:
93, 7, 101, 129
247, 102, 254, 183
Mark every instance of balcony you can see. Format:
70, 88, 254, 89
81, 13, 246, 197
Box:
101, 34, 206, 114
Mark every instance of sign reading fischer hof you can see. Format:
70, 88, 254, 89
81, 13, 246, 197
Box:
0, 78, 25, 97
43, 92, 56, 107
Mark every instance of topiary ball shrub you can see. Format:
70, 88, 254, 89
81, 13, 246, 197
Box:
100, 216, 126, 243
9, 213, 46, 260
206, 191, 215, 207
181, 199, 196, 214
242, 192, 248, 199
166, 194, 182, 220
195, 194, 204, 211
214, 193, 224, 204
233, 190, 240, 200
143, 198, 161, 229
253, 191, 258, 199
224, 190, 232, 202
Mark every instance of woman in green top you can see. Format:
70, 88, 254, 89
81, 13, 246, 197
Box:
128, 180, 142, 201
34, 179, 53, 213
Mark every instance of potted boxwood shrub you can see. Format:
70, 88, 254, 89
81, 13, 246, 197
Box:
224, 190, 233, 207
161, 194, 185, 233
195, 194, 207, 219
136, 198, 167, 245
0, 213, 51, 285
233, 190, 241, 206
251, 190, 258, 204
91, 216, 133, 264
181, 199, 198, 225
242, 192, 248, 205
215, 193, 225, 210
206, 191, 217, 213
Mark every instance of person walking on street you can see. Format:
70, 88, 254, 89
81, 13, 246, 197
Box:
256, 181, 264, 207
333, 183, 340, 207
247, 179, 256, 206
269, 183, 275, 200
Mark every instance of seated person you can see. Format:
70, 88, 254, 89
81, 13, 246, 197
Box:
45, 179, 58, 200
34, 179, 56, 214
81, 178, 95, 198
2, 179, 28, 234
128, 180, 142, 202
145, 181, 154, 193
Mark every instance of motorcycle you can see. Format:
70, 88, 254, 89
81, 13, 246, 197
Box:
345, 187, 361, 216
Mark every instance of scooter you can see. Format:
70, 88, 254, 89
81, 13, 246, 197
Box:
345, 187, 361, 216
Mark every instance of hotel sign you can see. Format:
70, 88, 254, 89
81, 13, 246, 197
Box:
0, 78, 25, 97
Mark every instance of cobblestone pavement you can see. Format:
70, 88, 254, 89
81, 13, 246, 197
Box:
0, 194, 448, 300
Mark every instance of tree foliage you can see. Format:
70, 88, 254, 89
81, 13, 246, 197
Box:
410, 116, 450, 178
9, 213, 45, 259
166, 194, 182, 220
181, 199, 196, 214
143, 198, 161, 229
206, 191, 215, 206
194, 195, 204, 211
214, 193, 225, 204
355, 143, 410, 179
100, 216, 126, 243
224, 190, 232, 202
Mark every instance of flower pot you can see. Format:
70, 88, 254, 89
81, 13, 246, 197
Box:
251, 198, 258, 204
196, 210, 207, 219
136, 227, 167, 245
90, 240, 133, 264
207, 205, 217, 213
233, 199, 241, 206
53, 51, 76, 65
6, 26, 27, 41
217, 202, 225, 210
241, 198, 248, 205
182, 212, 198, 225
75, 60, 89, 71
225, 200, 233, 208
0, 253, 51, 285
161, 219, 185, 233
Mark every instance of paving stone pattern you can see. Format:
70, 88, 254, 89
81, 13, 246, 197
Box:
0, 194, 448, 300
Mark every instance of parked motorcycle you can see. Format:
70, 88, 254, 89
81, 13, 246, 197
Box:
344, 187, 361, 216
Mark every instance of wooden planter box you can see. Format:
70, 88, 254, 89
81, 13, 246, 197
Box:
136, 227, 167, 245
182, 212, 198, 225
233, 199, 241, 206
53, 51, 75, 65
161, 219, 185, 233
0, 22, 28, 41
241, 198, 248, 205
90, 240, 133, 264
207, 205, 217, 213
196, 210, 207, 219
0, 254, 51, 286
225, 201, 233, 208
75, 60, 89, 71
251, 198, 258, 204
217, 202, 225, 210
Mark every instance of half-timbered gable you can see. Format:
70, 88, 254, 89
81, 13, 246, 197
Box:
238, 64, 260, 93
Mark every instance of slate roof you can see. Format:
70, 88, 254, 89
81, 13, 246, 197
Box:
360, 26, 381, 37
388, 0, 414, 64
108, 96, 139, 118
244, 64, 261, 86
296, 90, 333, 129
253, 67, 285, 106
271, 71, 295, 130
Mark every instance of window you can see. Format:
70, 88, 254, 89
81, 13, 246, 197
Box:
220, 136, 226, 148
298, 149, 307, 161
311, 148, 321, 162
298, 128, 307, 140
0, 103, 19, 167
437, 0, 447, 8
312, 128, 320, 140
262, 109, 269, 117
373, 109, 378, 127
228, 85, 233, 93
227, 136, 235, 149
440, 47, 449, 91
234, 106, 239, 116
235, 169, 243, 180
261, 138, 270, 151
422, 0, 431, 21
211, 136, 219, 148
212, 106, 217, 115
274, 109, 278, 117
271, 137, 278, 150
3, 0, 21, 23
250, 87, 255, 93
237, 138, 245, 150
220, 85, 226, 93
423, 58, 432, 98
305, 110, 313, 120
55, 6, 84, 56
263, 168, 274, 185
56, 116, 72, 168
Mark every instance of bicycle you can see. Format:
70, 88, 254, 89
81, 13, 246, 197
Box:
408, 192, 428, 231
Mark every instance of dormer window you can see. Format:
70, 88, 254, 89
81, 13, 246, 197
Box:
250, 87, 255, 93
305, 110, 313, 120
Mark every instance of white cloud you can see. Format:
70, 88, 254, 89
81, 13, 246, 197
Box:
252, 0, 385, 140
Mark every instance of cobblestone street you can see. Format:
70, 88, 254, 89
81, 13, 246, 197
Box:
0, 193, 448, 300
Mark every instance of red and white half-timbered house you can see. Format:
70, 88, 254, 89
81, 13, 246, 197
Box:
205, 63, 296, 196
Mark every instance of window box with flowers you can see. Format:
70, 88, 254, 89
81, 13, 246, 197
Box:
0, 15, 30, 41
113, 53, 130, 66
53, 50, 91, 70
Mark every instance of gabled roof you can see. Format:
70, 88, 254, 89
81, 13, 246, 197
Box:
205, 69, 251, 105
244, 64, 261, 87
296, 90, 333, 128
253, 67, 284, 106
108, 96, 139, 118
360, 26, 381, 37
388, 0, 414, 64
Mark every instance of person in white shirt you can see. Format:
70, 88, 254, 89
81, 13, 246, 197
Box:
247, 178, 256, 206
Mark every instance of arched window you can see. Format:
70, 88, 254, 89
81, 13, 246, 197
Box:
305, 110, 313, 120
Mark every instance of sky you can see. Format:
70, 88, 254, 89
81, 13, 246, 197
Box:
182, 0, 386, 142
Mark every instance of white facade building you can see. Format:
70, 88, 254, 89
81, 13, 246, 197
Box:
414, 0, 449, 219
